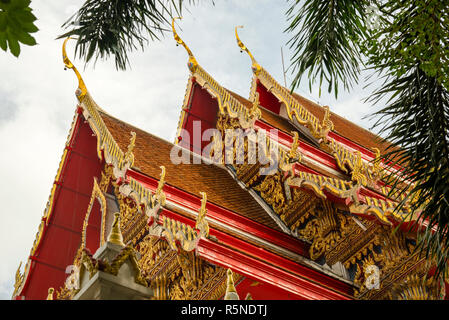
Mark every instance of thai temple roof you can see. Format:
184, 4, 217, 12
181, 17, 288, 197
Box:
100, 110, 282, 231
12, 20, 447, 301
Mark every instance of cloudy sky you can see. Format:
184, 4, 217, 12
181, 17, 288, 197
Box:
0, 0, 379, 299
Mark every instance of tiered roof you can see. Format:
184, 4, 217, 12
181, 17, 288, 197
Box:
13, 19, 446, 301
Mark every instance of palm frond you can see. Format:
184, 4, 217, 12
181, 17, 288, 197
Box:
367, 1, 449, 278
284, 0, 370, 97
58, 0, 202, 70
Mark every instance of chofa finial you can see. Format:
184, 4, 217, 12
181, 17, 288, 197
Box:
172, 17, 198, 73
235, 26, 261, 75
62, 37, 87, 101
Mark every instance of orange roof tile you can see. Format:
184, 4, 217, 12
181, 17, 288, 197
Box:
291, 93, 392, 155
99, 111, 282, 231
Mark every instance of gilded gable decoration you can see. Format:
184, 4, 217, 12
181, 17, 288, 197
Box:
81, 178, 108, 248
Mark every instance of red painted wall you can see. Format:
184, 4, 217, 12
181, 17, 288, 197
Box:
256, 81, 281, 114
179, 83, 219, 155
20, 114, 103, 300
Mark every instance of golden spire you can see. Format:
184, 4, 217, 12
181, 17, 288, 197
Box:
224, 269, 239, 300
107, 212, 125, 246
289, 131, 301, 160
46, 287, 54, 300
62, 37, 87, 101
172, 17, 198, 73
196, 192, 209, 237
245, 293, 253, 300
124, 131, 136, 166
235, 25, 261, 75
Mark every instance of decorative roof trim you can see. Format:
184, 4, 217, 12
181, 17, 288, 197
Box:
80, 178, 108, 249
172, 19, 260, 130
234, 31, 390, 190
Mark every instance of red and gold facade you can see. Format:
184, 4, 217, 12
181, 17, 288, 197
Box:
12, 22, 447, 300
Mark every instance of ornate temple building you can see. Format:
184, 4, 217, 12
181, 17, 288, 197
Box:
12, 19, 448, 300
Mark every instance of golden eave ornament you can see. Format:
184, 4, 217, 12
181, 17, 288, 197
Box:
172, 17, 198, 73
46, 288, 54, 300
196, 192, 209, 237
235, 25, 261, 75
62, 37, 87, 101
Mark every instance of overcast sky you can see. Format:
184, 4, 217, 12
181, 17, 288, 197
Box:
0, 0, 379, 299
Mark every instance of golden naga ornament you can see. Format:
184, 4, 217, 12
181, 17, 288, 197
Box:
288, 131, 301, 160
235, 25, 261, 75
13, 262, 24, 297
172, 17, 198, 72
62, 37, 87, 101
123, 131, 136, 169
371, 147, 383, 180
249, 92, 262, 119
196, 192, 210, 238
319, 106, 334, 142
153, 165, 166, 207
352, 151, 368, 186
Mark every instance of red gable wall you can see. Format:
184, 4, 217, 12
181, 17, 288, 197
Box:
19, 112, 103, 300
179, 82, 219, 154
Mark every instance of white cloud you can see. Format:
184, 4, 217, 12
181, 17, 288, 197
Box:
0, 0, 377, 299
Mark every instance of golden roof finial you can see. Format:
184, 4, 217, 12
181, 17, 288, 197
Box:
224, 269, 239, 300
46, 287, 54, 300
235, 25, 261, 75
196, 192, 209, 237
107, 212, 125, 246
172, 17, 198, 73
62, 37, 87, 101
